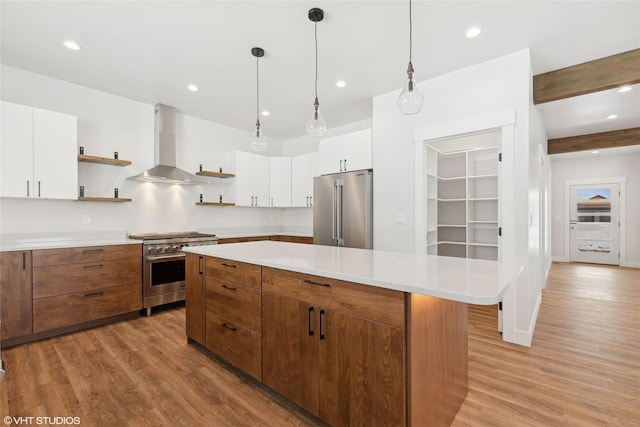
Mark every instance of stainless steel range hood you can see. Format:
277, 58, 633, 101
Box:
127, 104, 209, 185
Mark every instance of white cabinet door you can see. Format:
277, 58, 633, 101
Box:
291, 153, 318, 207
252, 154, 270, 207
32, 108, 78, 199
318, 128, 372, 174
225, 150, 270, 207
1, 102, 34, 198
269, 157, 291, 207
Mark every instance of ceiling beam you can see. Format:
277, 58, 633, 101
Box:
547, 127, 640, 155
533, 49, 640, 104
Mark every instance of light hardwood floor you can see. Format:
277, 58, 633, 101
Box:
1, 262, 638, 426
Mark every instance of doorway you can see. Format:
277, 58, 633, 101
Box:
569, 183, 620, 265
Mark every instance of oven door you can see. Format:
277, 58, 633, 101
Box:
144, 253, 186, 297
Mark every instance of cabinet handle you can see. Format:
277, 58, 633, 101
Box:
255, 196, 258, 206
83, 264, 103, 269
38, 181, 41, 197
26, 180, 30, 197
344, 159, 347, 171
221, 284, 237, 291
309, 195, 312, 206
319, 309, 326, 340
83, 249, 104, 253
308, 306, 314, 336
221, 263, 237, 268
304, 279, 330, 287
83, 291, 104, 297
22, 252, 26, 270
339, 159, 343, 171
271, 196, 274, 207
179, 284, 186, 288
306, 196, 309, 206
198, 256, 204, 275
222, 323, 237, 332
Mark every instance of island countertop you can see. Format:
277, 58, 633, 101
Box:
183, 240, 520, 305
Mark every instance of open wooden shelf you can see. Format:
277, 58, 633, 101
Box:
78, 154, 132, 166
195, 170, 235, 178
77, 197, 132, 203
196, 202, 235, 206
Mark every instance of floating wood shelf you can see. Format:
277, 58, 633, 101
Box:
77, 197, 132, 203
78, 154, 132, 166
196, 202, 235, 206
195, 170, 235, 178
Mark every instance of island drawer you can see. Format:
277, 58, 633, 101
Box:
33, 283, 142, 333
206, 278, 261, 332
206, 257, 261, 289
262, 267, 405, 328
33, 257, 142, 299
206, 313, 261, 381
33, 244, 141, 267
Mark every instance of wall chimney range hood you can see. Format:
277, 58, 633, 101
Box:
127, 104, 209, 185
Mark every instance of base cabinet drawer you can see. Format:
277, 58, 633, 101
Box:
33, 244, 141, 267
207, 279, 261, 331
33, 283, 142, 333
206, 313, 261, 380
206, 257, 261, 289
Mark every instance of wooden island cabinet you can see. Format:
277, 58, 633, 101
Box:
183, 240, 504, 427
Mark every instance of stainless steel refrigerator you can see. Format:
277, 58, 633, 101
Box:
313, 169, 373, 249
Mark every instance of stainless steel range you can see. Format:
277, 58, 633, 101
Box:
128, 231, 218, 315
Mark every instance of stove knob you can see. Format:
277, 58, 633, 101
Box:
148, 246, 156, 254
172, 245, 179, 251
157, 246, 165, 253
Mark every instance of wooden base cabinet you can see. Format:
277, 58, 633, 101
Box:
262, 267, 406, 427
0, 251, 33, 341
185, 253, 206, 345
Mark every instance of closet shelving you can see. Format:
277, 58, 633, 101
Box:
426, 134, 500, 261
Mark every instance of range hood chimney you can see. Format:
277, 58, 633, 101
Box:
127, 104, 209, 185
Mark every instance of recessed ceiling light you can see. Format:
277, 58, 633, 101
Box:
591, 150, 599, 154
261, 110, 270, 117
465, 27, 481, 38
606, 114, 618, 119
63, 40, 81, 50
187, 84, 199, 92
618, 86, 632, 93
336, 80, 346, 88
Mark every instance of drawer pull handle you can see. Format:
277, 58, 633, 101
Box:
221, 284, 237, 291
222, 323, 237, 332
308, 306, 314, 336
83, 264, 104, 269
84, 291, 104, 297
304, 279, 330, 287
83, 249, 104, 253
319, 309, 326, 340
221, 263, 237, 268
179, 284, 186, 288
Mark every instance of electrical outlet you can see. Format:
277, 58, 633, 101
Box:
82, 214, 91, 224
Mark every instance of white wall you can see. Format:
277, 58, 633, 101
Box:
0, 65, 287, 236
372, 50, 545, 345
550, 150, 640, 267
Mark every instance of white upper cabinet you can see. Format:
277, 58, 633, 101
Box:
225, 150, 270, 207
269, 156, 292, 207
1, 101, 77, 199
291, 152, 318, 207
318, 128, 372, 175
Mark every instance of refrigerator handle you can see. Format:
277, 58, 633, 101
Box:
336, 180, 344, 246
332, 183, 337, 244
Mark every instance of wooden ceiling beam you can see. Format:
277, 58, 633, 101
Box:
533, 49, 640, 104
547, 127, 640, 155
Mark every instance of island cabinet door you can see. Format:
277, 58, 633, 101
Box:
262, 293, 319, 415
185, 253, 205, 345
318, 309, 406, 427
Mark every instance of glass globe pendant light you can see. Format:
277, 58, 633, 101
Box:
397, 0, 424, 115
250, 47, 267, 152
306, 8, 327, 136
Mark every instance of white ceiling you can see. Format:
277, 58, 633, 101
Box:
1, 1, 639, 142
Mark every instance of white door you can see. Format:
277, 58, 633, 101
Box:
569, 184, 620, 265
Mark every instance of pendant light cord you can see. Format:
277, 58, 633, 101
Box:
409, 0, 413, 64
314, 21, 319, 100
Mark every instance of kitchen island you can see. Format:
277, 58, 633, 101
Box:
183, 241, 517, 427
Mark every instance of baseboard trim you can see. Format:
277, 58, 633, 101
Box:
552, 256, 568, 263
510, 292, 541, 347
621, 261, 640, 268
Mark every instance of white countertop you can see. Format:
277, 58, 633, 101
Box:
183, 241, 520, 305
0, 231, 140, 252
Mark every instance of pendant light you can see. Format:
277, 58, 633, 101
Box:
250, 47, 267, 152
397, 0, 424, 115
306, 8, 327, 136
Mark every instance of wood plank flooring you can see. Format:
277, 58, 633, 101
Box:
1, 262, 638, 426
